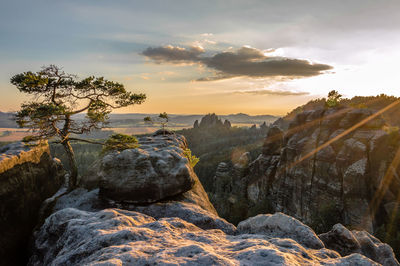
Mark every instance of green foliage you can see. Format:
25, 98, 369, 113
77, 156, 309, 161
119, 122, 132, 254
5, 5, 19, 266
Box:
144, 112, 170, 132
102, 133, 139, 154
12, 65, 146, 139
326, 90, 342, 108
159, 112, 169, 121
183, 148, 199, 168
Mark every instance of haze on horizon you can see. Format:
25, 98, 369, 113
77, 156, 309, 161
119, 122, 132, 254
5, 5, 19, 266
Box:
1, 0, 400, 116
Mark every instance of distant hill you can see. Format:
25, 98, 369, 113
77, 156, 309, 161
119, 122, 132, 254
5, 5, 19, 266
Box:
101, 113, 278, 128
0, 111, 278, 130
0, 112, 17, 128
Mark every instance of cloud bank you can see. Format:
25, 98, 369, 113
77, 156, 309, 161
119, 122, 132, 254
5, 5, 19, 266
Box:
234, 89, 309, 96
142, 45, 333, 81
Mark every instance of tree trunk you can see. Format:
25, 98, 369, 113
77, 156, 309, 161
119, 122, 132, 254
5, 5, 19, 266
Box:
62, 140, 78, 190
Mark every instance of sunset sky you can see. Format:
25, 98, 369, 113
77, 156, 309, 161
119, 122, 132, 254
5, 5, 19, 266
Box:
1, 0, 400, 115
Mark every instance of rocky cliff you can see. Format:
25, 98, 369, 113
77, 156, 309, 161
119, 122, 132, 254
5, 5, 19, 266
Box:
0, 141, 64, 265
28, 133, 399, 265
211, 107, 400, 235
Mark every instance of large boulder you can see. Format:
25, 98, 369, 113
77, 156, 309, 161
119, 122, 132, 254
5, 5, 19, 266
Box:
80, 134, 217, 215
237, 212, 325, 249
0, 141, 65, 265
85, 134, 196, 204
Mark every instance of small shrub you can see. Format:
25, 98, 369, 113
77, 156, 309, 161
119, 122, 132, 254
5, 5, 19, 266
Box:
102, 133, 139, 154
183, 148, 199, 168
325, 90, 342, 108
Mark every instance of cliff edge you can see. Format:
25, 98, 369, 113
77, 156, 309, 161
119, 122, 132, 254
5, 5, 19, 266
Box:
0, 141, 64, 265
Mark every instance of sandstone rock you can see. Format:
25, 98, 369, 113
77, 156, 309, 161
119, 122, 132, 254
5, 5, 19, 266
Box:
210, 106, 398, 242
97, 134, 196, 204
319, 224, 399, 266
319, 224, 361, 256
263, 126, 283, 155
133, 202, 235, 234
224, 119, 231, 128
81, 134, 216, 214
237, 212, 325, 249
52, 187, 232, 234
29, 207, 379, 265
352, 230, 400, 266
0, 141, 65, 265
199, 113, 224, 128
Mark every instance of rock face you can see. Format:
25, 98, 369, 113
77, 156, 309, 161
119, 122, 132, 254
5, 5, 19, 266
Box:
211, 107, 400, 235
319, 224, 399, 266
81, 134, 217, 215
0, 141, 64, 265
29, 132, 399, 265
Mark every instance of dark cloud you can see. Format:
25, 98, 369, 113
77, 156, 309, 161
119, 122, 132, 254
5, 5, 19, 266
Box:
234, 89, 309, 96
142, 45, 333, 81
142, 45, 204, 63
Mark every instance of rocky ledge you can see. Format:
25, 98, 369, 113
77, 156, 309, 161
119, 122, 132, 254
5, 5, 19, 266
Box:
29, 134, 399, 265
0, 141, 65, 265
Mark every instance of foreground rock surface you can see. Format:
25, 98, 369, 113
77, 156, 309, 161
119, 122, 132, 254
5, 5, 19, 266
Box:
0, 141, 64, 265
31, 202, 380, 266
237, 213, 325, 249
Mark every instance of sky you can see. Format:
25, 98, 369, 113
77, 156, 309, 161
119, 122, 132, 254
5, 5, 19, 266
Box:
1, 0, 400, 115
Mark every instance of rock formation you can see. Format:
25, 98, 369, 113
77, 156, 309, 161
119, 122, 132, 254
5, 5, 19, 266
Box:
319, 224, 398, 266
211, 107, 400, 236
224, 119, 232, 128
198, 113, 225, 128
0, 141, 65, 265
193, 119, 199, 128
81, 134, 217, 215
28, 132, 399, 265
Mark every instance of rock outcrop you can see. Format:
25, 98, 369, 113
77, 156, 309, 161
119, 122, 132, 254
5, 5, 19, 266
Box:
211, 107, 400, 234
198, 113, 225, 129
29, 132, 399, 265
0, 141, 64, 265
320, 224, 399, 265
81, 134, 217, 215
